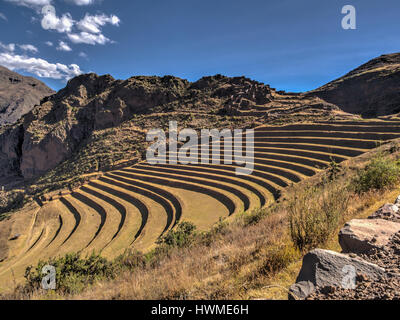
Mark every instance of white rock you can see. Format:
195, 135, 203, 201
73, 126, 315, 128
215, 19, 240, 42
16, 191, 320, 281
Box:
339, 218, 400, 254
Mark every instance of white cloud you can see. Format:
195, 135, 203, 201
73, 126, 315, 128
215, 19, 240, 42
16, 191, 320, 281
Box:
0, 42, 16, 52
77, 13, 120, 34
57, 41, 72, 51
9, 1, 120, 47
0, 52, 82, 80
6, 0, 99, 7
5, 0, 52, 9
0, 12, 7, 21
41, 6, 74, 33
67, 0, 95, 5
45, 41, 53, 46
68, 14, 120, 46
19, 44, 39, 53
1, 42, 38, 54
79, 51, 88, 58
67, 32, 111, 45
39, 8, 120, 46
6, 0, 101, 7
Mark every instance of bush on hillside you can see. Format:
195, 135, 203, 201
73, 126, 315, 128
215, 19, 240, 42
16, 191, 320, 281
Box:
157, 221, 197, 249
242, 207, 270, 226
114, 249, 147, 270
327, 159, 342, 181
288, 182, 349, 252
352, 153, 400, 193
24, 252, 116, 294
258, 244, 298, 275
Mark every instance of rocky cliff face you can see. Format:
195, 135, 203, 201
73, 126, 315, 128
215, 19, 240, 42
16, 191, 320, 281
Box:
0, 73, 277, 181
308, 53, 400, 117
15, 74, 184, 179
0, 66, 54, 126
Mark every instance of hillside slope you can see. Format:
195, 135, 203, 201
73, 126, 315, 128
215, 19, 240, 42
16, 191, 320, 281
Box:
308, 53, 400, 117
0, 66, 55, 126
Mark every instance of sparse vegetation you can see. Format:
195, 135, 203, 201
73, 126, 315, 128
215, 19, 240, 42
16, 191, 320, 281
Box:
0, 190, 6, 212
352, 152, 400, 193
257, 244, 299, 275
242, 207, 271, 226
327, 159, 342, 181
0, 190, 25, 218
114, 249, 147, 270
288, 181, 349, 252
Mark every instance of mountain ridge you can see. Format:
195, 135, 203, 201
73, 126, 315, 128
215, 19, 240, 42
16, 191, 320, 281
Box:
0, 66, 55, 127
308, 52, 400, 116
0, 52, 399, 201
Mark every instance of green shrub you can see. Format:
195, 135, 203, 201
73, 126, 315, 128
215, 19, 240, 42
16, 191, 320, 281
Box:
288, 182, 349, 252
352, 153, 400, 193
242, 207, 270, 226
157, 221, 197, 249
327, 159, 342, 181
198, 218, 230, 247
24, 252, 117, 294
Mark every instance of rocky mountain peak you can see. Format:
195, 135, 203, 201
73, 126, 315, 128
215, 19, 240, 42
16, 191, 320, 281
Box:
56, 73, 117, 101
0, 66, 55, 126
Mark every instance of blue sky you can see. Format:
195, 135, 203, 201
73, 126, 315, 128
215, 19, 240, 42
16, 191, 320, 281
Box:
0, 0, 400, 92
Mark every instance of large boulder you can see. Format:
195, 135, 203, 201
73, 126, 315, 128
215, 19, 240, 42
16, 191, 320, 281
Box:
289, 249, 386, 299
369, 203, 400, 222
339, 219, 400, 254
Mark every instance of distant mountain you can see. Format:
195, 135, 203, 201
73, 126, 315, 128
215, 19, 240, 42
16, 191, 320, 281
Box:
0, 66, 55, 126
1, 52, 399, 192
308, 53, 400, 117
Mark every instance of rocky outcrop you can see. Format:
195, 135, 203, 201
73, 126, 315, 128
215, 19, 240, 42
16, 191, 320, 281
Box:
0, 66, 54, 126
290, 195, 400, 300
368, 203, 400, 222
0, 74, 191, 179
339, 219, 400, 254
0, 124, 24, 180
289, 249, 386, 299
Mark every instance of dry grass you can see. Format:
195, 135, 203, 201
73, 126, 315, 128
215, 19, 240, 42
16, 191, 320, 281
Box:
288, 181, 349, 252
74, 210, 291, 300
